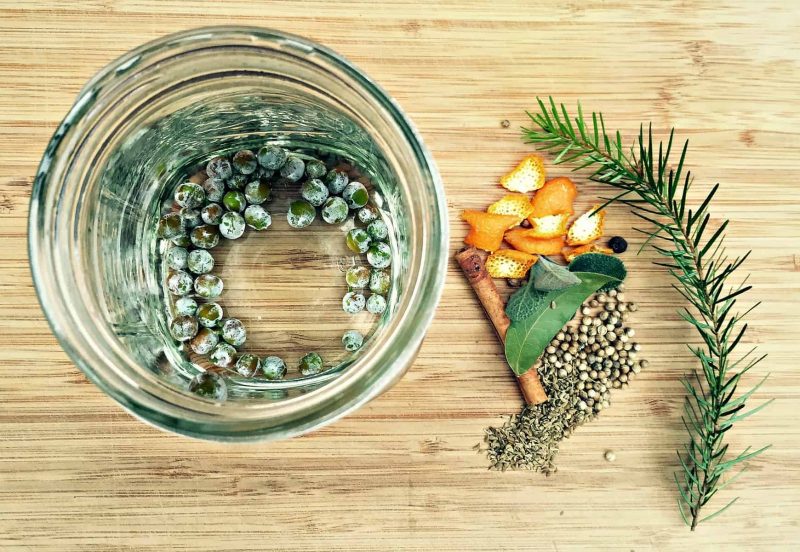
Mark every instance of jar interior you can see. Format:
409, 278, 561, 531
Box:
84, 77, 408, 402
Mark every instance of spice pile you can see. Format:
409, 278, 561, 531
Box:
458, 152, 648, 471
485, 286, 645, 472
156, 146, 392, 400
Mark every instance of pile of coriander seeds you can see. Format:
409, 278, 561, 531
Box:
484, 285, 647, 472
156, 145, 392, 399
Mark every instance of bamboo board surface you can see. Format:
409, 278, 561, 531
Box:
1, 1, 799, 550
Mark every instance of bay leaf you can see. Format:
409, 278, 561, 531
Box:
504, 271, 622, 376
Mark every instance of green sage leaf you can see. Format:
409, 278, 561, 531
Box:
532, 256, 581, 291
569, 253, 627, 292
506, 257, 581, 322
505, 284, 548, 322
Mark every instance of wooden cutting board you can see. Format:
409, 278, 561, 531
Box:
1, 1, 798, 550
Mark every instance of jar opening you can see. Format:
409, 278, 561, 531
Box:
29, 27, 447, 441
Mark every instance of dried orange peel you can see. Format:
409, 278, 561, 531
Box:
529, 176, 578, 218
562, 243, 614, 263
504, 229, 566, 255
526, 213, 570, 239
566, 204, 606, 246
486, 249, 538, 278
461, 210, 520, 252
488, 193, 534, 222
500, 154, 546, 193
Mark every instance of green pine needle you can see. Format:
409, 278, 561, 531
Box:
522, 97, 771, 531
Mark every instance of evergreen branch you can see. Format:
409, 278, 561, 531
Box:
522, 98, 771, 531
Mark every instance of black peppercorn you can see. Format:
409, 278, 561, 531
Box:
608, 236, 628, 253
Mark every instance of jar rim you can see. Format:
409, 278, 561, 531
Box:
28, 26, 448, 441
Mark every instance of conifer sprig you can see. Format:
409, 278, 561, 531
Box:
522, 98, 771, 530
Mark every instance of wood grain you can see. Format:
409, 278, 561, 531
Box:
1, 1, 799, 550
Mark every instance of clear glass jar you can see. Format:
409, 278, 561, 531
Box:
29, 27, 447, 441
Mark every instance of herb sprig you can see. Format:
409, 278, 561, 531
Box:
521, 97, 771, 530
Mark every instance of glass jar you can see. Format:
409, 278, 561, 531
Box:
29, 27, 447, 441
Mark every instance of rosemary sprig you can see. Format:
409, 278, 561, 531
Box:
522, 97, 772, 530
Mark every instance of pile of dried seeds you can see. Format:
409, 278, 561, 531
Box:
484, 285, 647, 472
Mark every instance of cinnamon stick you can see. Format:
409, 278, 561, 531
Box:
456, 247, 548, 405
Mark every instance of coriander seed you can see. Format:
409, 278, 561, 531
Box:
227, 174, 248, 191
171, 233, 191, 247
305, 159, 327, 179
174, 182, 205, 209
357, 204, 379, 224
201, 178, 225, 203
346, 228, 371, 254
222, 190, 246, 213
180, 207, 202, 229
345, 266, 370, 289
367, 242, 392, 268
369, 269, 391, 295
157, 213, 184, 239
190, 225, 220, 249
366, 219, 389, 241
